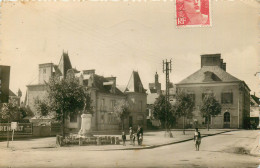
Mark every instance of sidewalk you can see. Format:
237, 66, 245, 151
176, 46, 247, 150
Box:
0, 129, 236, 151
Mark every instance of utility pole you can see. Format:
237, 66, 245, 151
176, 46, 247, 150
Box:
163, 59, 172, 132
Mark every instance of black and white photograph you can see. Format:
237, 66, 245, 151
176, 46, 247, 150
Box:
0, 0, 259, 167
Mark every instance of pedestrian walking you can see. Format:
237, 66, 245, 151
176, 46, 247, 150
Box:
194, 128, 201, 151
122, 132, 126, 146
129, 127, 133, 145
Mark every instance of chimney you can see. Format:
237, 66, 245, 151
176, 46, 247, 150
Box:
220, 59, 223, 69
83, 69, 95, 75
222, 63, 226, 71
201, 54, 221, 68
104, 77, 116, 93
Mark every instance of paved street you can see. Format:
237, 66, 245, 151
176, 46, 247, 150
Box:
0, 130, 259, 168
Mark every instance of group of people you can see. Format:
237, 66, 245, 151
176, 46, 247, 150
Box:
122, 125, 143, 146
122, 126, 201, 150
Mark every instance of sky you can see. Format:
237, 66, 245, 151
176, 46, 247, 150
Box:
0, 0, 259, 101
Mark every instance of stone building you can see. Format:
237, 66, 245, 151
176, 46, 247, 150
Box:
77, 69, 126, 131
26, 52, 148, 131
124, 71, 147, 130
26, 52, 74, 113
176, 54, 251, 129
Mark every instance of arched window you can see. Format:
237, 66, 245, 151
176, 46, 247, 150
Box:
224, 112, 230, 122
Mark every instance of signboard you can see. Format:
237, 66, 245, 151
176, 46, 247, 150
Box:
11, 122, 18, 130
0, 123, 32, 136
0, 65, 10, 103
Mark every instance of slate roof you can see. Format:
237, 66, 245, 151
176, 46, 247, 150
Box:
125, 71, 146, 93
57, 52, 73, 77
177, 66, 241, 84
89, 74, 125, 96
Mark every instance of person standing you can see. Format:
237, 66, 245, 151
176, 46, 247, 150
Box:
194, 128, 201, 151
122, 132, 126, 146
129, 127, 133, 145
137, 125, 143, 146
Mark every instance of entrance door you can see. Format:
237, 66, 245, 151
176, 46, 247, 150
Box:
223, 112, 230, 128
129, 116, 133, 128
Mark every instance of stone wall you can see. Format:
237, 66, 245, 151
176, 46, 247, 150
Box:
26, 84, 47, 114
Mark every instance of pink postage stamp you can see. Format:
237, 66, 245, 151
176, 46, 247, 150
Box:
176, 0, 211, 27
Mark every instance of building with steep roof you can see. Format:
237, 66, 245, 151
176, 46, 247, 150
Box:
26, 53, 148, 132
124, 71, 147, 129
176, 54, 251, 129
77, 69, 126, 131
26, 52, 77, 114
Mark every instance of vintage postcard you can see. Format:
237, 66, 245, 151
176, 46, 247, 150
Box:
0, 0, 259, 168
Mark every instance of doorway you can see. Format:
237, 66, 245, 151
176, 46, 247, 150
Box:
223, 112, 230, 128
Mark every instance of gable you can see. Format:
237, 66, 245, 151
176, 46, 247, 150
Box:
178, 66, 241, 84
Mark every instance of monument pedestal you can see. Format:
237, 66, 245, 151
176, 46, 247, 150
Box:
78, 113, 93, 137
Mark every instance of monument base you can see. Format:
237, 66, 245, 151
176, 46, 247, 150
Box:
78, 129, 94, 137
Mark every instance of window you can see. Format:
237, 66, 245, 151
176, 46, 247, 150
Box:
70, 113, 77, 123
110, 100, 116, 110
221, 93, 233, 104
43, 68, 46, 74
101, 99, 105, 111
202, 93, 213, 100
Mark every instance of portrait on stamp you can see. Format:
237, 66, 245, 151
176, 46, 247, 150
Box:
176, 0, 211, 27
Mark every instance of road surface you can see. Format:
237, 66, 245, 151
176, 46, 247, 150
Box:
0, 130, 259, 168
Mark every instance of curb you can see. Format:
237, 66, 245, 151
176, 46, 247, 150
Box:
88, 130, 236, 151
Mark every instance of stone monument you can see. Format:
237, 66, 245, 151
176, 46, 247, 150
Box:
78, 113, 93, 137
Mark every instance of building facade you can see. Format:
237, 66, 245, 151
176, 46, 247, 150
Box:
26, 52, 148, 132
176, 54, 251, 129
124, 71, 147, 130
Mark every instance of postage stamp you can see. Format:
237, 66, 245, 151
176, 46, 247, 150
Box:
176, 0, 211, 27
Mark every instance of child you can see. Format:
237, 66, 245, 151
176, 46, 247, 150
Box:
122, 132, 126, 146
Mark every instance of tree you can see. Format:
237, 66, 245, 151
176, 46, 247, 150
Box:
0, 99, 24, 147
174, 90, 195, 135
200, 94, 221, 131
46, 75, 91, 137
113, 100, 130, 131
153, 95, 175, 136
0, 98, 26, 122
34, 97, 50, 117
